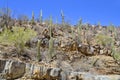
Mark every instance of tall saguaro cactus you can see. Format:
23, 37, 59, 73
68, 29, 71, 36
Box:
49, 16, 53, 38
40, 9, 43, 24
31, 11, 35, 25
48, 16, 54, 60
32, 11, 34, 21
61, 10, 65, 25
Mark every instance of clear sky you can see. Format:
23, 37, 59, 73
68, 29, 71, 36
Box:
0, 0, 120, 26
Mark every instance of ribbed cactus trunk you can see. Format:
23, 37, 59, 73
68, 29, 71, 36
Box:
61, 10, 65, 25
40, 9, 43, 24
48, 16, 54, 60
49, 37, 54, 59
77, 18, 82, 43
31, 11, 35, 25
37, 39, 41, 62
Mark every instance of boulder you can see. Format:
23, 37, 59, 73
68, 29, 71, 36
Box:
50, 68, 61, 79
0, 60, 6, 73
1, 60, 25, 79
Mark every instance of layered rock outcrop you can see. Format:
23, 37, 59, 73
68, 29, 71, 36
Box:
0, 59, 120, 80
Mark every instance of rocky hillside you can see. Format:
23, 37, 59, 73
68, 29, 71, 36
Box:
0, 14, 120, 80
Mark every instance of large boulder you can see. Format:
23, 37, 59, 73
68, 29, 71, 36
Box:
0, 60, 25, 79
0, 60, 6, 73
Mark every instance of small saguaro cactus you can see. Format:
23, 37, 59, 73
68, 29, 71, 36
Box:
49, 16, 53, 38
40, 9, 43, 24
48, 37, 54, 59
61, 10, 65, 25
31, 11, 35, 25
32, 11, 34, 21
37, 39, 41, 61
77, 18, 82, 43
78, 18, 82, 31
47, 16, 54, 60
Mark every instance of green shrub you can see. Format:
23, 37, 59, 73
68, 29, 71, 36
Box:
95, 33, 114, 47
107, 24, 115, 32
0, 27, 37, 56
113, 52, 120, 61
111, 45, 120, 63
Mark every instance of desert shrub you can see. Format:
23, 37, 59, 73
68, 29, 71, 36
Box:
113, 51, 120, 61
0, 27, 37, 55
107, 24, 115, 32
95, 33, 114, 47
111, 46, 120, 64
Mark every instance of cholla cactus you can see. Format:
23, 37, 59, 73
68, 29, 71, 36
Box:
37, 39, 41, 61
49, 37, 54, 59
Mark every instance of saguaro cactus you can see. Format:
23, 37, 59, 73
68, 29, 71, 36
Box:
49, 37, 54, 59
49, 16, 53, 38
37, 39, 41, 61
40, 9, 43, 24
77, 18, 82, 43
31, 11, 35, 25
61, 10, 65, 25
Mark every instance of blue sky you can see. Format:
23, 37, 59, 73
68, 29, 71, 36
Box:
0, 0, 120, 26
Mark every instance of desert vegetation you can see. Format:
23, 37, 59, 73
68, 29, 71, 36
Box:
0, 7, 120, 80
